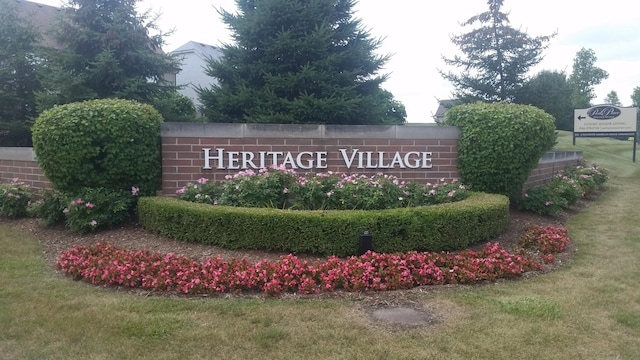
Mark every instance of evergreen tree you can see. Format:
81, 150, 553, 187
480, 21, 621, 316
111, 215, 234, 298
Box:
36, 0, 180, 112
198, 0, 404, 125
440, 0, 555, 102
0, 0, 42, 145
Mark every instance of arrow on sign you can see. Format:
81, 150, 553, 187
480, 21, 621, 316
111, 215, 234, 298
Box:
577, 115, 586, 120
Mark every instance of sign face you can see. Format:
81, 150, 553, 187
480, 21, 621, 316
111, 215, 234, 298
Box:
574, 105, 637, 137
202, 148, 433, 170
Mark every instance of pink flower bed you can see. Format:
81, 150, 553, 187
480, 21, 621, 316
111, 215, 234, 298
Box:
56, 225, 569, 296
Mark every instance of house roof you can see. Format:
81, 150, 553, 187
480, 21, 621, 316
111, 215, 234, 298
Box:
434, 99, 459, 122
13, 0, 65, 49
170, 41, 223, 61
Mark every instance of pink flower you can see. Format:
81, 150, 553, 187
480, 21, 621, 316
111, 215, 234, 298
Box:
428, 189, 436, 196
283, 187, 289, 194
545, 201, 553, 206
524, 193, 529, 198
176, 188, 186, 194
85, 202, 95, 208
131, 186, 140, 196
90, 220, 97, 227
197, 178, 208, 184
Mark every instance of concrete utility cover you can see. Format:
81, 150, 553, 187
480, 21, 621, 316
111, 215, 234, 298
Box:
371, 307, 430, 326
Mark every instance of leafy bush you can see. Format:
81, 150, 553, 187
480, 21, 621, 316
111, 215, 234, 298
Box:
517, 163, 608, 216
150, 91, 197, 122
64, 187, 137, 234
175, 178, 221, 205
0, 178, 31, 218
517, 186, 568, 216
31, 99, 163, 196
444, 102, 556, 199
565, 162, 608, 195
217, 167, 299, 208
177, 168, 469, 211
28, 189, 67, 226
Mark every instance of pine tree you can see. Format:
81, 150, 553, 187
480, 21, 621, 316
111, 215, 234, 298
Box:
198, 0, 404, 125
36, 0, 179, 112
440, 0, 555, 102
0, 0, 42, 145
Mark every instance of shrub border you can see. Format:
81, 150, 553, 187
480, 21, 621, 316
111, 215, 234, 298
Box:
137, 192, 509, 256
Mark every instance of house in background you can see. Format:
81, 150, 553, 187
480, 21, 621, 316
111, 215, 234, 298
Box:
433, 99, 461, 123
170, 41, 223, 114
13, 0, 64, 49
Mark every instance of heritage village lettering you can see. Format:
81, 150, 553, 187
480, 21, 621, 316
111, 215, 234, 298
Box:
202, 148, 433, 170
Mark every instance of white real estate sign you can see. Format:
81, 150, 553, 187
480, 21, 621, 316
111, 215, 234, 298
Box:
573, 105, 638, 162
574, 105, 637, 137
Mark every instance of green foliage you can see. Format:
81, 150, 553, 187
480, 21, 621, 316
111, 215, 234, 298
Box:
440, 0, 555, 102
150, 91, 197, 122
0, 121, 33, 147
518, 186, 568, 216
0, 179, 31, 218
32, 99, 163, 196
28, 189, 67, 226
603, 91, 622, 106
516, 70, 574, 131
35, 0, 180, 112
177, 169, 469, 211
139, 192, 508, 256
198, 0, 405, 125
64, 188, 136, 234
568, 48, 609, 108
0, 0, 42, 144
517, 162, 608, 216
444, 102, 557, 199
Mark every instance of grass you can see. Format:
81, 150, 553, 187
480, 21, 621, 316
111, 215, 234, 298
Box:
1, 131, 639, 359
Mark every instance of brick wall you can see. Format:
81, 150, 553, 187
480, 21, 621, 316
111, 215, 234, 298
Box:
0, 124, 583, 195
0, 147, 51, 189
523, 151, 583, 189
161, 123, 461, 195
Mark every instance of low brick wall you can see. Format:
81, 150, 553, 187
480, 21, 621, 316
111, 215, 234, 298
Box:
523, 151, 583, 189
0, 123, 583, 195
161, 123, 460, 195
0, 147, 51, 189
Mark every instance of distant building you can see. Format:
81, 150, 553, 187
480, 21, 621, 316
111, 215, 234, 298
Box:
13, 0, 64, 49
433, 99, 460, 123
170, 41, 223, 114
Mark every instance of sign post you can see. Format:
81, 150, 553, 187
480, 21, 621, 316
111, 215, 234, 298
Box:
573, 105, 637, 162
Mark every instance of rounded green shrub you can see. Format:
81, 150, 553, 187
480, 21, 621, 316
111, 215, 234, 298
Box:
32, 99, 162, 196
444, 102, 556, 199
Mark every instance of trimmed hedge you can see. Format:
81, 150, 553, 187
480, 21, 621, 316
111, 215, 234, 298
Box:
32, 99, 162, 196
443, 102, 556, 200
137, 192, 509, 257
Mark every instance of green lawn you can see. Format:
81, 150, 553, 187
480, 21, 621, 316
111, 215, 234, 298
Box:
1, 131, 639, 359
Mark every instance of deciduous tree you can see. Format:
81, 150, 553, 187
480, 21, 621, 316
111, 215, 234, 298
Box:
568, 48, 608, 109
516, 70, 573, 130
603, 91, 621, 106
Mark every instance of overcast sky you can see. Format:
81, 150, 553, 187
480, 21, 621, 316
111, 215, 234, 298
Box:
36, 0, 640, 123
